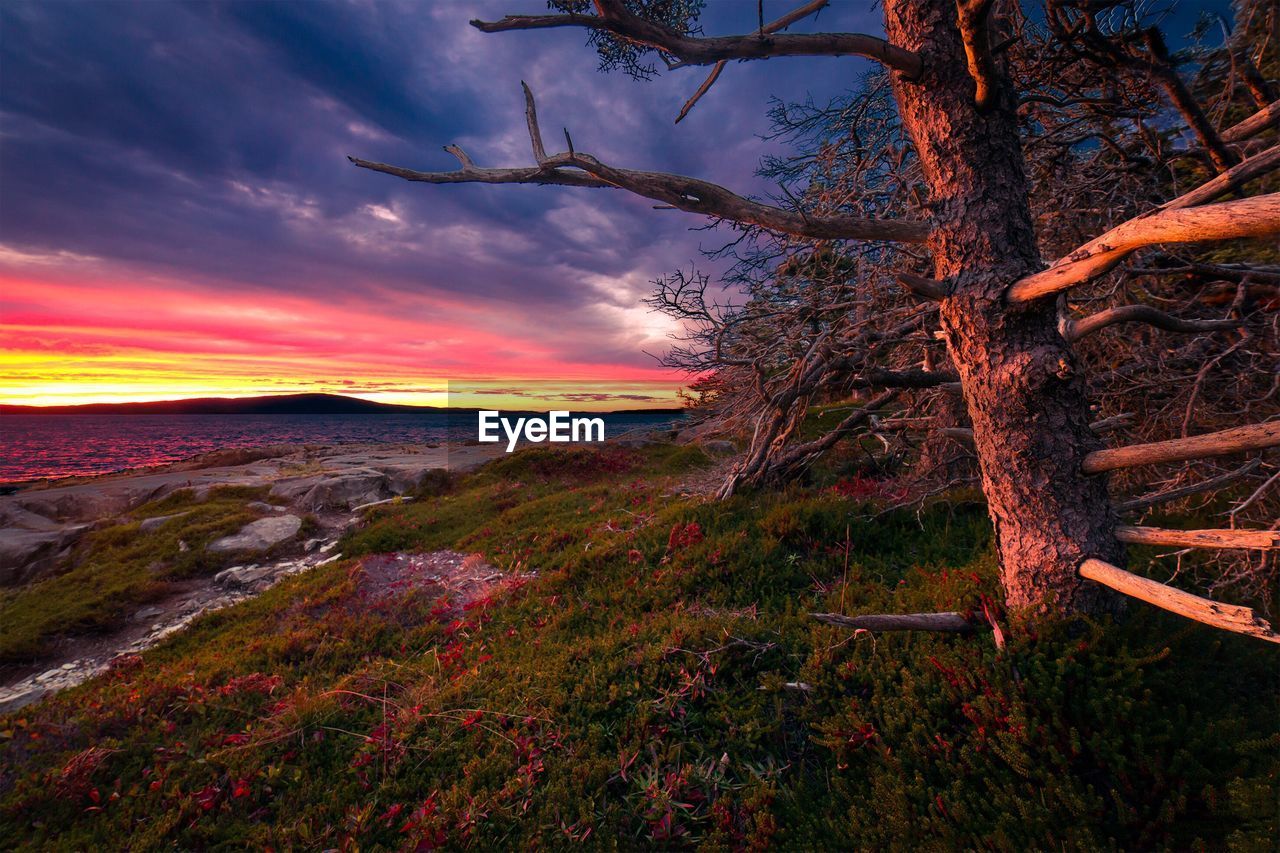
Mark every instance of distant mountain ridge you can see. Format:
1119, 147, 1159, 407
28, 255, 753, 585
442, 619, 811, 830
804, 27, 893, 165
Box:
0, 393, 440, 416
0, 393, 684, 416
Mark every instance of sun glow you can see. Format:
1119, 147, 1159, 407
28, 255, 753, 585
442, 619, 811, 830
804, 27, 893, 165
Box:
0, 267, 685, 411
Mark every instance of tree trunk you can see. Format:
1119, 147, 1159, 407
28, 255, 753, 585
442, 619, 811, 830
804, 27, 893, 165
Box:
882, 0, 1122, 614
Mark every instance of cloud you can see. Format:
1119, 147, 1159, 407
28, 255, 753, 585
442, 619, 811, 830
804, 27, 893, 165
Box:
0, 0, 889, 402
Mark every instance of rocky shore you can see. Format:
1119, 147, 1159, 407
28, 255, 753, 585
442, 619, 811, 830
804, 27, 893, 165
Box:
0, 442, 506, 712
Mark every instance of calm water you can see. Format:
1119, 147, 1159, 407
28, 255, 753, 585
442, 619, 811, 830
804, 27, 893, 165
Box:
0, 412, 684, 483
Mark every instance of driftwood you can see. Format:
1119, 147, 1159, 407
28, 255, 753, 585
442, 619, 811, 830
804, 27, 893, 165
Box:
1079, 558, 1280, 644
1115, 525, 1280, 550
811, 611, 974, 632
1083, 421, 1280, 474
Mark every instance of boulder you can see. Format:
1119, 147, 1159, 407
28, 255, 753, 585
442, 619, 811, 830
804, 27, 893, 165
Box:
0, 524, 90, 586
270, 471, 388, 512
207, 515, 302, 554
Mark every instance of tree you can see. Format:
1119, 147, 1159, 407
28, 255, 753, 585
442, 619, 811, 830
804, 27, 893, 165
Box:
353, 0, 1280, 640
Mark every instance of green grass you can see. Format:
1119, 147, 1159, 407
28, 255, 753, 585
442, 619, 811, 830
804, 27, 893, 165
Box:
0, 445, 1276, 850
0, 486, 279, 663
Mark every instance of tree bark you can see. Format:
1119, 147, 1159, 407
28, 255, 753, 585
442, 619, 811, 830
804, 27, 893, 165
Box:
883, 0, 1121, 614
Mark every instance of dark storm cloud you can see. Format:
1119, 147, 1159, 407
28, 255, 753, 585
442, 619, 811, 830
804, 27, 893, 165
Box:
0, 0, 884, 368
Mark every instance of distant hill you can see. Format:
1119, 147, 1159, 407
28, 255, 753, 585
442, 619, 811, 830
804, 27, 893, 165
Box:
0, 393, 445, 416
0, 393, 685, 416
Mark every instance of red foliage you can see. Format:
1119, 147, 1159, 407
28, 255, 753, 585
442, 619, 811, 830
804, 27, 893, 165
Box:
666, 522, 704, 553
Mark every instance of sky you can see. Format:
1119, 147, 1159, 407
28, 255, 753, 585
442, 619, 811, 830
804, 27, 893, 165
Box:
0, 1, 1229, 410
0, 0, 889, 410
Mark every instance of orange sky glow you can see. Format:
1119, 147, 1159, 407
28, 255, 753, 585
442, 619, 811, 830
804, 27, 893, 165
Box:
0, 264, 687, 412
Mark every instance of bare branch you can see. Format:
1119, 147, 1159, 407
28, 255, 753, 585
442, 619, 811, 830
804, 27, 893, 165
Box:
956, 0, 998, 111
520, 81, 547, 163
1065, 304, 1243, 341
1083, 421, 1280, 474
350, 87, 929, 244
1222, 99, 1280, 144
812, 611, 975, 632
851, 368, 959, 388
1118, 459, 1263, 513
1079, 558, 1280, 643
1116, 525, 1280, 550
675, 61, 725, 124
675, 0, 828, 123
1159, 143, 1280, 212
895, 271, 952, 300
471, 4, 923, 77
1008, 193, 1280, 302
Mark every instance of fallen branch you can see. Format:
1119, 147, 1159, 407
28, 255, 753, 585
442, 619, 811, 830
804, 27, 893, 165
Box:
1079, 558, 1280, 644
811, 611, 975, 632
1115, 525, 1280, 550
1083, 421, 1280, 474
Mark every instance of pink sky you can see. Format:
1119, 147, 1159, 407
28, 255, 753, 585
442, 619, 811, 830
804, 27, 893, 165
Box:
0, 258, 686, 410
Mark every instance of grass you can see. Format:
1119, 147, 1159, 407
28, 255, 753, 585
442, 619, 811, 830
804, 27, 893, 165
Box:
0, 486, 284, 664
0, 444, 1276, 849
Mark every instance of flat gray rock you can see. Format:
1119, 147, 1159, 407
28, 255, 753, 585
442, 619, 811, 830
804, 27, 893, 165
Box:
213, 564, 276, 587
270, 471, 388, 511
139, 511, 190, 533
207, 515, 302, 553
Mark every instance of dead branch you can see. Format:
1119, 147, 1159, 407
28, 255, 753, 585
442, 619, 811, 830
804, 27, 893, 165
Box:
471, 1, 923, 77
676, 0, 827, 123
1079, 558, 1280, 643
350, 87, 929, 244
1065, 304, 1243, 341
1083, 421, 1280, 474
1118, 459, 1263, 513
956, 0, 998, 110
1008, 193, 1280, 302
1222, 98, 1280, 144
1159, 142, 1280, 212
895, 271, 952, 300
1116, 525, 1280, 550
811, 611, 975, 632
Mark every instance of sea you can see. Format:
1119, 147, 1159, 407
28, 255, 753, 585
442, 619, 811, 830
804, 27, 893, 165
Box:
0, 411, 686, 483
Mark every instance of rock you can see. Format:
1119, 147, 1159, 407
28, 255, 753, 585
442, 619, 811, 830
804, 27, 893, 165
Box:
700, 440, 738, 455
0, 523, 90, 586
270, 471, 388, 512
207, 515, 302, 553
139, 512, 189, 533
213, 564, 277, 587
247, 501, 287, 513
134, 605, 164, 620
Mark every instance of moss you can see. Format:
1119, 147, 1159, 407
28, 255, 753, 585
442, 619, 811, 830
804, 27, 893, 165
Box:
0, 486, 270, 663
0, 446, 1274, 849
